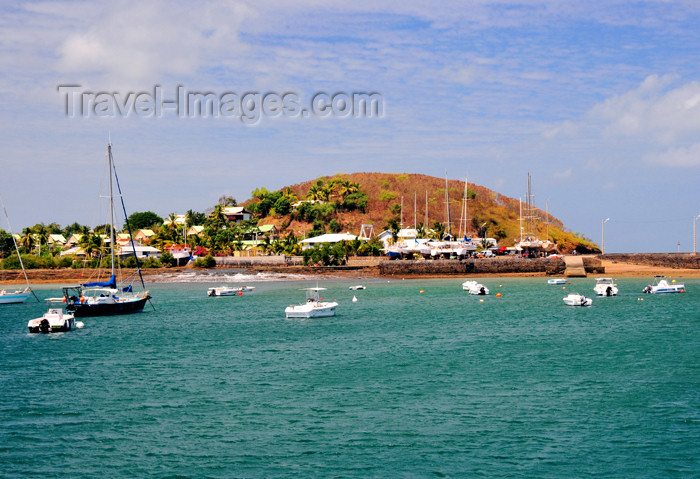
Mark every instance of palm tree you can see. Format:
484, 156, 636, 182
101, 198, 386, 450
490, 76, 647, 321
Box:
19, 228, 34, 253
79, 233, 104, 258
431, 221, 446, 240
306, 185, 322, 201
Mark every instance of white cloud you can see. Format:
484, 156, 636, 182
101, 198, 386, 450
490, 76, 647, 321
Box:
589, 74, 700, 144
55, 0, 255, 82
644, 143, 700, 168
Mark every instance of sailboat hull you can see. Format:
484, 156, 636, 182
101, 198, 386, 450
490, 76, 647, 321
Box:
0, 292, 31, 304
68, 296, 150, 317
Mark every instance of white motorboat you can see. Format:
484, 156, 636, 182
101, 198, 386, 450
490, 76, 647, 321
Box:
462, 280, 489, 295
642, 276, 685, 294
27, 299, 76, 333
349, 285, 366, 290
285, 287, 338, 318
208, 285, 256, 296
563, 293, 592, 307
0, 288, 32, 304
547, 278, 567, 285
593, 277, 618, 296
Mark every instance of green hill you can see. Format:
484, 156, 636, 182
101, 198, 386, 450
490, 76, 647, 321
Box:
246, 172, 600, 254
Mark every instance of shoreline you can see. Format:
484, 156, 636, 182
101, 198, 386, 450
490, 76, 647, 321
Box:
2, 259, 700, 285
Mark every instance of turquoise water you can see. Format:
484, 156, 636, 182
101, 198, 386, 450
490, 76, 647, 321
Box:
1, 277, 698, 478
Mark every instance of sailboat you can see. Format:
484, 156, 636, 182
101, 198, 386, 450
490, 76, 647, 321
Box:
64, 141, 151, 317
0, 196, 38, 304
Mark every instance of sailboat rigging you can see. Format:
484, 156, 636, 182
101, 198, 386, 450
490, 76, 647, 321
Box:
63, 141, 152, 317
0, 196, 39, 304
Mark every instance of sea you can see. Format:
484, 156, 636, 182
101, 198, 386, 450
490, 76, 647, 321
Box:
1, 274, 698, 478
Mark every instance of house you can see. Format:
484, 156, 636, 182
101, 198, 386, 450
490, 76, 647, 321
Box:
116, 244, 162, 259
241, 224, 278, 241
220, 206, 252, 224
187, 225, 205, 237
48, 234, 67, 246
300, 233, 358, 250
65, 234, 83, 247
134, 229, 155, 244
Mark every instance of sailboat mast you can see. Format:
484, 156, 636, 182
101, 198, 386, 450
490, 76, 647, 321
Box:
425, 191, 428, 227
107, 143, 116, 277
519, 196, 523, 242
546, 200, 549, 241
414, 192, 417, 229
445, 173, 451, 238
0, 196, 32, 293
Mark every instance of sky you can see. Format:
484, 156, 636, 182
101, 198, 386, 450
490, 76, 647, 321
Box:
1, 0, 699, 253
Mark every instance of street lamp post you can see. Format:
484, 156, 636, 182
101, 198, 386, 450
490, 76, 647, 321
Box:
694, 215, 700, 254
602, 218, 610, 254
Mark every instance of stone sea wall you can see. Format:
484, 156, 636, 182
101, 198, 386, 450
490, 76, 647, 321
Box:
602, 253, 700, 269
379, 257, 567, 276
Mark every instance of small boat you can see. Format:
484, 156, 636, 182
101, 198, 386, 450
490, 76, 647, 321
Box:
594, 277, 618, 296
285, 287, 338, 318
462, 280, 489, 295
0, 195, 37, 305
349, 285, 366, 290
563, 293, 592, 307
547, 278, 567, 285
642, 276, 685, 294
207, 285, 256, 296
0, 288, 32, 304
28, 299, 76, 333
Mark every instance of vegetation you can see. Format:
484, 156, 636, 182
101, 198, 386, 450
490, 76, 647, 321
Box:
0, 173, 600, 271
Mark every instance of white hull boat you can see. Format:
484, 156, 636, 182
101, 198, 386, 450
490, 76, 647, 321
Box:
642, 276, 685, 294
593, 277, 618, 296
208, 285, 256, 296
0, 288, 31, 304
28, 299, 76, 333
547, 278, 567, 285
285, 287, 338, 318
349, 285, 366, 290
462, 280, 489, 295
563, 293, 592, 307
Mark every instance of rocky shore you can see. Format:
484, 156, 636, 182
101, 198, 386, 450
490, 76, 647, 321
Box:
2, 254, 699, 284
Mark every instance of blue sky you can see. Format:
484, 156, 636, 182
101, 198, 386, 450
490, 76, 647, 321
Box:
1, 1, 699, 252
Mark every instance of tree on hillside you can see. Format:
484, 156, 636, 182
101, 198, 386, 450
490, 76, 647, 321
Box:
185, 210, 207, 226
128, 211, 163, 229
65, 222, 90, 236
431, 221, 446, 240
218, 195, 237, 206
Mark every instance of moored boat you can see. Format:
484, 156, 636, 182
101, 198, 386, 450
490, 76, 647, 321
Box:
462, 280, 489, 295
64, 142, 152, 317
642, 276, 685, 294
0, 288, 32, 304
349, 285, 366, 290
563, 293, 592, 306
207, 285, 256, 296
285, 287, 338, 318
547, 278, 567, 285
28, 299, 76, 333
594, 277, 618, 296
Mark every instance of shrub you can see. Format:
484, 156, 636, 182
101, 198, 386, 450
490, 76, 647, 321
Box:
160, 252, 175, 267
57, 255, 74, 268
379, 190, 398, 202
142, 257, 162, 268
194, 254, 216, 268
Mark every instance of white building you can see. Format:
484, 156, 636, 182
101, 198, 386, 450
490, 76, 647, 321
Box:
300, 233, 358, 250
